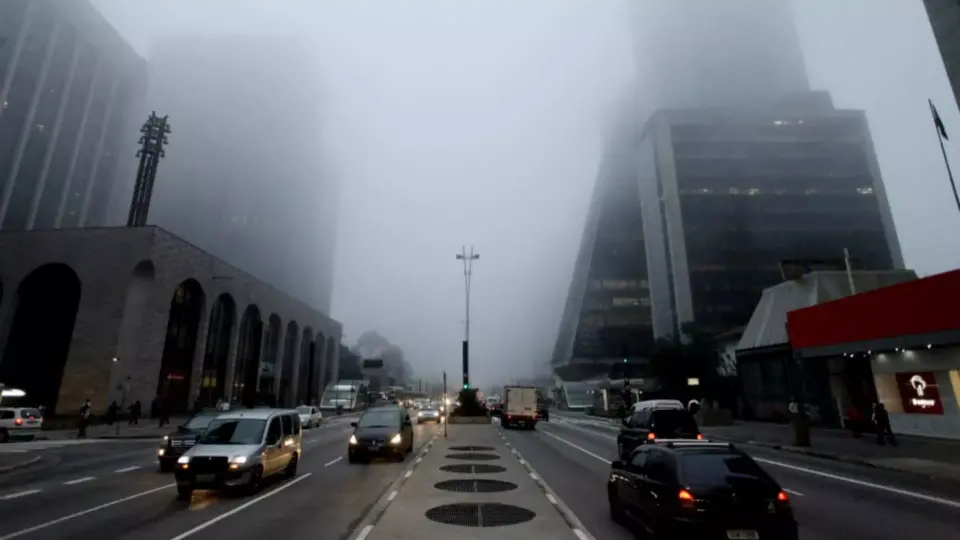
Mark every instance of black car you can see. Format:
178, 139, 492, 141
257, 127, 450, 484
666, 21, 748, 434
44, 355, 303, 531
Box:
617, 406, 701, 459
348, 406, 414, 463
158, 411, 220, 472
608, 441, 798, 539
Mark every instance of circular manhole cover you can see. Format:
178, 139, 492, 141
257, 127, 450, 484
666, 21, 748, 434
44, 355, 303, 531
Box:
445, 453, 500, 461
435, 479, 517, 493
440, 464, 506, 474
450, 445, 495, 451
425, 503, 536, 527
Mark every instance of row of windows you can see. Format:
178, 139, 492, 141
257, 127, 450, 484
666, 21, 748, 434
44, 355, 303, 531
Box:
672, 140, 865, 161
582, 296, 652, 310
679, 186, 874, 196
671, 120, 863, 144
587, 279, 649, 291
675, 157, 869, 178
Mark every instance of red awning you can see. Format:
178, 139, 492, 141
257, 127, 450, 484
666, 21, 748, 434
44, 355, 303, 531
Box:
787, 269, 960, 351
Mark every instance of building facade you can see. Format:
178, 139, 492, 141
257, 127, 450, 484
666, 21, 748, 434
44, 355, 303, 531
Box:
136, 36, 337, 314
553, 93, 904, 375
0, 0, 145, 232
924, 0, 960, 110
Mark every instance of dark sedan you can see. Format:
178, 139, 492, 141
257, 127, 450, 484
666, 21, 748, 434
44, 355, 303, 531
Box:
348, 407, 414, 463
157, 411, 220, 472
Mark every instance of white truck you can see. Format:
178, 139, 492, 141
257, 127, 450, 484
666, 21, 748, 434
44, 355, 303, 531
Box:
501, 386, 539, 429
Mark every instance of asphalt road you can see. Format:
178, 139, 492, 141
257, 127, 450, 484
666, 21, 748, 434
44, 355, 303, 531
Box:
0, 415, 444, 540
502, 411, 960, 540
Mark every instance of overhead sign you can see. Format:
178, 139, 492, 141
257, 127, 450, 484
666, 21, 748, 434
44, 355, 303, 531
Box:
896, 372, 943, 415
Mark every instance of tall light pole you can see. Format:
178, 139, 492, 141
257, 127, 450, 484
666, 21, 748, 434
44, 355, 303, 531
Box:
456, 245, 479, 389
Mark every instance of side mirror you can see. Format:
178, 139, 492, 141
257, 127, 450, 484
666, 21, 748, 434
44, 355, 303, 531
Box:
350, 421, 358, 428
611, 460, 625, 470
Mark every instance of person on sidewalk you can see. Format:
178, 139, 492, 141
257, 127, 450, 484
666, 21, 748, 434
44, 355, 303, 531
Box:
872, 402, 897, 446
159, 397, 171, 427
128, 400, 142, 425
105, 401, 119, 426
78, 399, 92, 438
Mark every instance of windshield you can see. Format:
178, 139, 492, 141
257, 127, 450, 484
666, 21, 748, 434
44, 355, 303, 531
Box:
679, 451, 773, 488
183, 415, 217, 430
297, 406, 314, 414
20, 408, 42, 419
421, 406, 438, 412
650, 410, 699, 435
357, 410, 400, 428
199, 418, 266, 445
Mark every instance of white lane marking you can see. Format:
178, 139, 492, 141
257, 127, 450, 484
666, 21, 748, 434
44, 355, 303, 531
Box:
783, 488, 804, 497
416, 457, 422, 464
324, 457, 343, 467
114, 466, 141, 473
530, 472, 539, 480
572, 528, 591, 540
169, 473, 312, 540
387, 490, 398, 501
63, 477, 94, 485
1, 490, 41, 500
539, 429, 611, 464
356, 524, 374, 540
519, 459, 527, 465
0, 483, 174, 540
546, 493, 558, 504
404, 470, 412, 478
755, 458, 960, 509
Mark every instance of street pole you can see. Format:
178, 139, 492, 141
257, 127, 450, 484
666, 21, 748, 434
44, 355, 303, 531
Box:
443, 371, 448, 439
456, 246, 479, 390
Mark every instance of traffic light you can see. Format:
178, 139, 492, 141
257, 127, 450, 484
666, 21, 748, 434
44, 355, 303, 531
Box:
463, 384, 469, 390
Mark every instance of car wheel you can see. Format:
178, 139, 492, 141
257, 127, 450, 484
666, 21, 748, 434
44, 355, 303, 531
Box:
395, 449, 406, 462
617, 443, 626, 459
285, 453, 299, 478
176, 486, 193, 501
246, 466, 263, 494
608, 488, 625, 523
348, 452, 358, 464
159, 461, 174, 473
0, 429, 8, 443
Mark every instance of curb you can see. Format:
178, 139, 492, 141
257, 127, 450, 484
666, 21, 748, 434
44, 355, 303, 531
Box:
344, 434, 438, 540
0, 455, 42, 473
499, 428, 596, 540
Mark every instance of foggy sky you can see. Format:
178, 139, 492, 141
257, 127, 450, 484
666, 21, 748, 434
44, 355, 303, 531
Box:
92, 0, 960, 388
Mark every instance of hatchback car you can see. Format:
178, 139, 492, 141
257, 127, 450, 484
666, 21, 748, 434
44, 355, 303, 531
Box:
0, 407, 43, 442
617, 404, 701, 459
416, 405, 442, 423
297, 405, 322, 428
608, 440, 798, 539
173, 409, 302, 499
348, 406, 414, 463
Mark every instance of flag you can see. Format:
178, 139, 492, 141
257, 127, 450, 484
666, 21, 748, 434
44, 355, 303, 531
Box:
930, 99, 949, 141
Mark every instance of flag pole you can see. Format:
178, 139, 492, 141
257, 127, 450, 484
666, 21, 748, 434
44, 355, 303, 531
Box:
930, 99, 960, 214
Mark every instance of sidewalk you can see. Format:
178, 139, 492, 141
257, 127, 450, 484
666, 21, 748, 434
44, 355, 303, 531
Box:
39, 418, 191, 441
702, 421, 960, 481
357, 424, 588, 540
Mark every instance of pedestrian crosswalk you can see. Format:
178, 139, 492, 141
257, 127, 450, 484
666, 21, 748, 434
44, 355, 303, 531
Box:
0, 439, 110, 453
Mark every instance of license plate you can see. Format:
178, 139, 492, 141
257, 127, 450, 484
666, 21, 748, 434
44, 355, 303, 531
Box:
727, 530, 759, 540
195, 474, 215, 483
368, 445, 379, 450
26, 420, 37, 425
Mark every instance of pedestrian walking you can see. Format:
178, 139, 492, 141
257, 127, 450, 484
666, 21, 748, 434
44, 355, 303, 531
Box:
872, 401, 897, 446
78, 399, 92, 438
128, 400, 141, 425
105, 401, 119, 425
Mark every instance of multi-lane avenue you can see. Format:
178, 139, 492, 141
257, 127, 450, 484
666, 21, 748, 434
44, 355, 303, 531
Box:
0, 415, 443, 540
1, 410, 958, 540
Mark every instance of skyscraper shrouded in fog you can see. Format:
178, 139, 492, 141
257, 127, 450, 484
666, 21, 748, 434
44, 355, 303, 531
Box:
923, 0, 960, 110
0, 0, 145, 232
139, 36, 338, 314
552, 1, 903, 379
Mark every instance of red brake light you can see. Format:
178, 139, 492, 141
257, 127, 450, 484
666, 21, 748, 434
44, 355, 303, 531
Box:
14, 417, 23, 426
647, 432, 656, 440
777, 491, 789, 502
696, 433, 703, 440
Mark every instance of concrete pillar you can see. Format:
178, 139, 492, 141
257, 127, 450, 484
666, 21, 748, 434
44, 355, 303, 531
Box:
272, 329, 287, 401
287, 329, 302, 407
255, 323, 269, 397
222, 310, 241, 403
188, 303, 211, 408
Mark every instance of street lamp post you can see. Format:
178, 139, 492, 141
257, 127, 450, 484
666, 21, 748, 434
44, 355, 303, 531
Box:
456, 246, 479, 389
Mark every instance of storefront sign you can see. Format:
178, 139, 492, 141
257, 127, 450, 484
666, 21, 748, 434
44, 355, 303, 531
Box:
895, 372, 943, 414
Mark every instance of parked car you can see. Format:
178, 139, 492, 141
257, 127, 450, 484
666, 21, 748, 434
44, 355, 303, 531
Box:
297, 405, 322, 428
0, 407, 43, 443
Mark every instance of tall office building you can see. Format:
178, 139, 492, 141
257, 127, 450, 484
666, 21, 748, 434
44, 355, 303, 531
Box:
0, 0, 145, 232
552, 3, 903, 378
138, 36, 337, 313
923, 0, 960, 110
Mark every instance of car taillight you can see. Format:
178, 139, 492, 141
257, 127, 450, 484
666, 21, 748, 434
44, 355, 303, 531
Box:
647, 432, 656, 440
777, 491, 790, 503
14, 417, 23, 426
697, 433, 703, 440
678, 489, 696, 509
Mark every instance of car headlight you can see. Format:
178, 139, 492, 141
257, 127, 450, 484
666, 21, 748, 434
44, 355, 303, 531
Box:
162, 435, 169, 442
230, 455, 247, 464
349, 435, 358, 445
176, 456, 190, 464
390, 433, 402, 445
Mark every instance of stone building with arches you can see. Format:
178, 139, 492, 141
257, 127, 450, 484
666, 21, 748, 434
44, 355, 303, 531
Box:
0, 226, 342, 416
